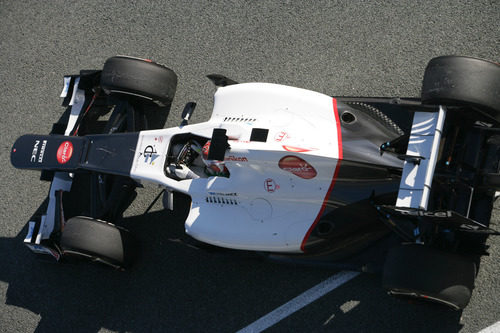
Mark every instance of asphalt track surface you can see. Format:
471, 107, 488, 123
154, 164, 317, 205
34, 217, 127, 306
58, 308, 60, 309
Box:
1, 1, 499, 332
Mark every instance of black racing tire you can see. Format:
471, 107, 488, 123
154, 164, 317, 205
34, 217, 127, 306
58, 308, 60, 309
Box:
60, 216, 138, 269
382, 244, 476, 310
421, 56, 500, 122
100, 56, 177, 106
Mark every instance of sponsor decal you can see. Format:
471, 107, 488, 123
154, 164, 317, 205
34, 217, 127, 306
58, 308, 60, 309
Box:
31, 140, 40, 162
282, 145, 315, 153
56, 141, 73, 164
225, 155, 248, 162
279, 155, 317, 179
274, 131, 289, 142
38, 140, 47, 163
31, 139, 48, 163
142, 145, 159, 165
264, 178, 280, 193
393, 208, 452, 218
208, 192, 238, 196
154, 136, 163, 143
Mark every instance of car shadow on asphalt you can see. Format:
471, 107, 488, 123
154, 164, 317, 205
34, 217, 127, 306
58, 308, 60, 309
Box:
0, 200, 464, 333
268, 272, 463, 333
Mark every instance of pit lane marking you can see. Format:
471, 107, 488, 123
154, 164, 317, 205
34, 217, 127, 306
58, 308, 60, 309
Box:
478, 321, 500, 333
236, 271, 360, 333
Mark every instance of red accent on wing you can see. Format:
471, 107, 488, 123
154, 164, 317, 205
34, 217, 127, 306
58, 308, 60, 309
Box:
300, 98, 343, 252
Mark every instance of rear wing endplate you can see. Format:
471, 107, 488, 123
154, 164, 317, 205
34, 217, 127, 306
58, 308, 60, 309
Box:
396, 106, 446, 209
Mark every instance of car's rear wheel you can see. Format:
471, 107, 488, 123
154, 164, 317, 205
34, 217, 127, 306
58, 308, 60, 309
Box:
100, 56, 178, 106
60, 216, 138, 269
382, 244, 476, 310
421, 55, 500, 122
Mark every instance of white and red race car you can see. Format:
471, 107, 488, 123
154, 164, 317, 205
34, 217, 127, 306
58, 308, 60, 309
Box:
11, 55, 500, 309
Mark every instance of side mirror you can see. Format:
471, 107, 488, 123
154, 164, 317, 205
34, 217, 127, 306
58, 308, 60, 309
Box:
180, 102, 196, 126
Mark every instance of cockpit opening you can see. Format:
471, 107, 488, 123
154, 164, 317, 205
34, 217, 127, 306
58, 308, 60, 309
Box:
164, 133, 230, 180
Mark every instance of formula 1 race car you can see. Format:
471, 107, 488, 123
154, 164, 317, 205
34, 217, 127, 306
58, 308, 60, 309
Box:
11, 55, 500, 310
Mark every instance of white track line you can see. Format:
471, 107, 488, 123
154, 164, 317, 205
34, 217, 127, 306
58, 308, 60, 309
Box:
236, 271, 360, 333
478, 321, 500, 333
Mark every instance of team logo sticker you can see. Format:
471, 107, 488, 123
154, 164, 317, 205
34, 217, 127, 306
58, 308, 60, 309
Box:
264, 178, 280, 193
56, 141, 73, 164
278, 155, 317, 179
142, 145, 160, 165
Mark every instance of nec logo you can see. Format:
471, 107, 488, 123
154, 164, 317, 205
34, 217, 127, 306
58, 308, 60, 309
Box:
30, 140, 40, 162
278, 155, 317, 179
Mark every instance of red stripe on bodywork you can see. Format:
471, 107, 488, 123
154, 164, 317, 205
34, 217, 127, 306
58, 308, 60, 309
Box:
333, 98, 343, 159
300, 98, 343, 252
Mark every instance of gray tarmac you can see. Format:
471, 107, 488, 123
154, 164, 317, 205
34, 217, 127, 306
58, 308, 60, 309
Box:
0, 1, 499, 332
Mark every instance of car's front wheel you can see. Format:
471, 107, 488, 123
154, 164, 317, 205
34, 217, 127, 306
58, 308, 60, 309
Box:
100, 55, 178, 106
60, 216, 138, 269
